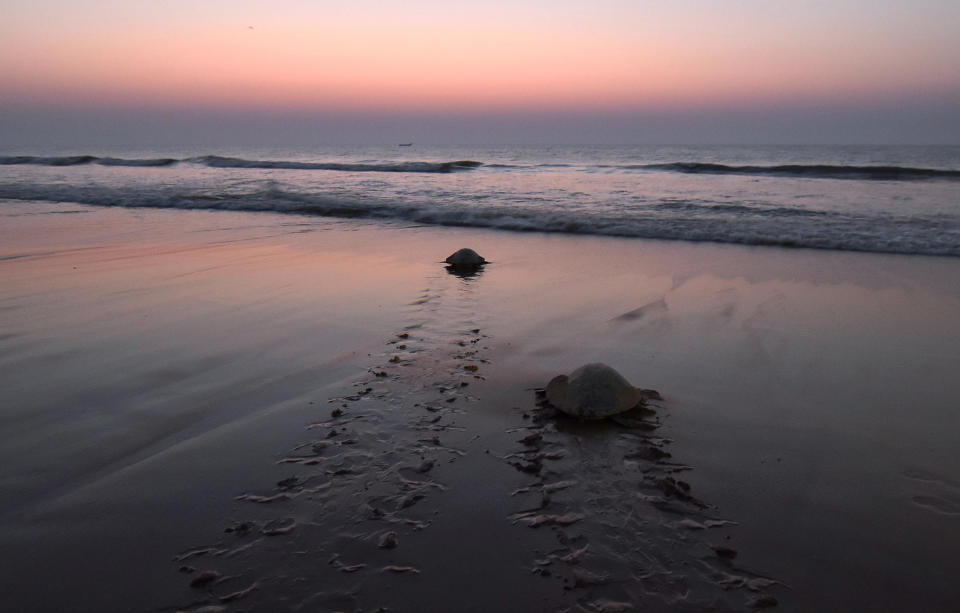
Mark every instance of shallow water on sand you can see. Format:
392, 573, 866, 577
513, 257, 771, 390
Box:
1, 202, 959, 611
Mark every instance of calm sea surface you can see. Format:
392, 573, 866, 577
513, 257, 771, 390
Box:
2, 144, 959, 256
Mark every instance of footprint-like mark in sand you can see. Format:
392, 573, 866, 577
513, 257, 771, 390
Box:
612, 296, 668, 322
904, 467, 960, 516
911, 496, 960, 516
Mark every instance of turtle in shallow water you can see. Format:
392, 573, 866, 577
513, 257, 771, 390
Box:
545, 363, 646, 420
444, 248, 486, 267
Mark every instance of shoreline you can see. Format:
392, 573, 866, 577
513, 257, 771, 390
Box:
1, 201, 959, 611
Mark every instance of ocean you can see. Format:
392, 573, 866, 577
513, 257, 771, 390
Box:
3, 143, 960, 611
2, 144, 959, 256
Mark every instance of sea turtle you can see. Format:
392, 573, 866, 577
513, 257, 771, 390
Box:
545, 363, 644, 420
444, 248, 486, 267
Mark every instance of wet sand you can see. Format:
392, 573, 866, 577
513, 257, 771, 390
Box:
1, 201, 959, 611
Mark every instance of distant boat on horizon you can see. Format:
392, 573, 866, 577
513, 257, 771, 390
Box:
397, 143, 413, 147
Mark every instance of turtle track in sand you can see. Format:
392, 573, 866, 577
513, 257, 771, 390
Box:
164, 267, 497, 612
501, 393, 781, 611
165, 266, 781, 612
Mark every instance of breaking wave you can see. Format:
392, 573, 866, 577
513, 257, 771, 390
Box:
622, 162, 960, 181
0, 155, 483, 173
1, 182, 957, 257
0, 155, 177, 167
5, 154, 959, 180
190, 155, 483, 172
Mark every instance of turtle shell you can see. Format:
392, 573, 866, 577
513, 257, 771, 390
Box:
545, 363, 640, 419
445, 248, 486, 266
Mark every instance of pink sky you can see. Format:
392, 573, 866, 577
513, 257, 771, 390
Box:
3, 0, 959, 113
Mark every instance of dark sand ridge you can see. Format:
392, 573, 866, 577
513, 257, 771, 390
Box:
1, 201, 959, 611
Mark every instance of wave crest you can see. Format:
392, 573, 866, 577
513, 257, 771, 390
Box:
5, 154, 957, 181
0, 154, 482, 173
627, 162, 960, 181
0, 155, 177, 167
188, 155, 482, 173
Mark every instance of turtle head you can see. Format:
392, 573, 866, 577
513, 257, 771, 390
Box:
545, 374, 569, 410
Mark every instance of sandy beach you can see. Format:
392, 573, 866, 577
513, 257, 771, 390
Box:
2, 200, 959, 612
4, 0, 960, 608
